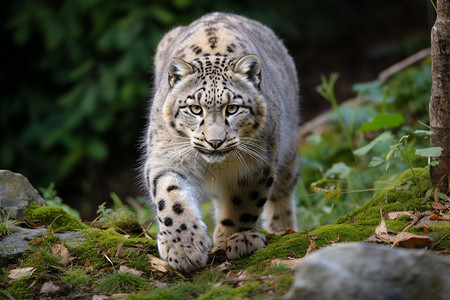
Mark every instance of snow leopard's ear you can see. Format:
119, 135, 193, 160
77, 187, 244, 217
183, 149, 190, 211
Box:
234, 55, 261, 88
167, 58, 195, 88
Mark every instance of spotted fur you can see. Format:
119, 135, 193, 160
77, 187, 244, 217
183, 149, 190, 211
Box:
142, 12, 300, 273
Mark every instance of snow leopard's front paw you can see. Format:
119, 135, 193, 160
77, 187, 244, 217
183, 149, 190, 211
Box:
224, 230, 267, 260
157, 221, 211, 273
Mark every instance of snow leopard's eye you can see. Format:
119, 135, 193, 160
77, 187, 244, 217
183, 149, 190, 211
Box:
226, 105, 239, 115
189, 105, 203, 115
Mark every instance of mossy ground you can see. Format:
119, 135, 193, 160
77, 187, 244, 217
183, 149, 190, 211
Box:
1, 168, 449, 299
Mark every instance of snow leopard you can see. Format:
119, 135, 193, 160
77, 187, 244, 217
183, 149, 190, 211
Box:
142, 12, 300, 272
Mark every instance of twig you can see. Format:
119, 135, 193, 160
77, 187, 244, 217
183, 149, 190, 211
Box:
417, 120, 432, 130
431, 232, 450, 250
48, 214, 63, 229
89, 213, 103, 227
0, 292, 15, 300
378, 48, 430, 82
219, 275, 288, 284
402, 212, 433, 232
137, 221, 154, 238
103, 253, 114, 266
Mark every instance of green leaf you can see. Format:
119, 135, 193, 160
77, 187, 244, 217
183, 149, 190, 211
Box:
325, 162, 352, 179
414, 130, 435, 136
437, 192, 449, 201
415, 147, 442, 157
110, 192, 124, 208
369, 156, 384, 167
353, 131, 393, 156
359, 113, 404, 132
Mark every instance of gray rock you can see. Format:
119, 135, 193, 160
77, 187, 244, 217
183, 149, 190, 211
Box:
284, 243, 450, 300
0, 226, 43, 266
0, 170, 44, 219
0, 225, 84, 267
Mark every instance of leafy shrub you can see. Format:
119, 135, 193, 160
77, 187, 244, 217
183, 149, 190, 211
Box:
297, 59, 433, 230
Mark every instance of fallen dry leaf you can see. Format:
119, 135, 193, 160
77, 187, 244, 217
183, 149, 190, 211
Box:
330, 234, 340, 244
432, 201, 447, 210
387, 211, 414, 220
270, 258, 303, 269
115, 242, 125, 258
429, 214, 445, 221
215, 261, 232, 272
392, 232, 432, 248
215, 270, 253, 287
40, 281, 60, 294
147, 254, 169, 273
305, 230, 317, 255
51, 243, 75, 266
154, 281, 170, 288
119, 265, 143, 277
283, 229, 297, 235
109, 294, 133, 299
365, 233, 395, 244
375, 211, 388, 236
8, 267, 35, 280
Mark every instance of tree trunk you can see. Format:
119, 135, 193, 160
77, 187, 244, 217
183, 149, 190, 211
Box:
430, 0, 450, 193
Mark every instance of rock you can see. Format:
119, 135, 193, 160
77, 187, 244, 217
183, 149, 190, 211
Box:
0, 170, 44, 219
0, 225, 84, 267
284, 243, 450, 300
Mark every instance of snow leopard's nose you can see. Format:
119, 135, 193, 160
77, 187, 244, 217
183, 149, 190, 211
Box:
207, 138, 224, 149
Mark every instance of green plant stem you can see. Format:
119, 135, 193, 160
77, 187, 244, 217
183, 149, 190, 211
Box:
316, 73, 354, 153
429, 0, 437, 12
397, 141, 422, 195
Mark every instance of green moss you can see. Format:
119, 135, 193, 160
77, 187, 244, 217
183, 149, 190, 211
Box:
0, 215, 16, 236
3, 168, 444, 300
125, 249, 154, 270
25, 204, 87, 231
126, 281, 208, 300
237, 168, 446, 273
336, 169, 430, 225
198, 281, 260, 300
238, 223, 374, 272
19, 234, 64, 272
6, 276, 36, 299
97, 205, 139, 231
197, 274, 292, 300
72, 228, 157, 269
62, 267, 91, 289
263, 263, 291, 275
193, 269, 225, 284
96, 271, 148, 294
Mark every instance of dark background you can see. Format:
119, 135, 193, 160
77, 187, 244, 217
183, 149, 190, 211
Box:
0, 0, 435, 220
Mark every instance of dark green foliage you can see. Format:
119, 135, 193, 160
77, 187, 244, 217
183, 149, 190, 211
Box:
1, 0, 430, 215
1, 0, 328, 196
297, 58, 433, 230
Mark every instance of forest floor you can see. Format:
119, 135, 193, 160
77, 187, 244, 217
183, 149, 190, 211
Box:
1, 168, 449, 299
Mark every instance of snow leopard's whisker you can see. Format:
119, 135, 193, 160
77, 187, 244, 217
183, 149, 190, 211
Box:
165, 145, 196, 166
240, 139, 267, 152
238, 144, 270, 166
232, 149, 251, 175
